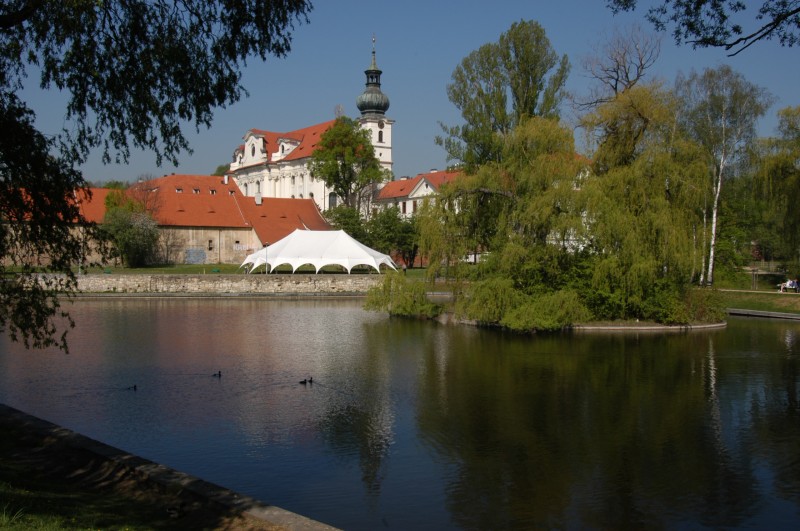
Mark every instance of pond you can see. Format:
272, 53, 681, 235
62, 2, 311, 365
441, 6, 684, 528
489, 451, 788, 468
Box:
1, 298, 799, 530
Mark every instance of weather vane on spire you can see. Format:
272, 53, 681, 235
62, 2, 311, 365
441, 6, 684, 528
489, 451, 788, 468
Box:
372, 33, 376, 52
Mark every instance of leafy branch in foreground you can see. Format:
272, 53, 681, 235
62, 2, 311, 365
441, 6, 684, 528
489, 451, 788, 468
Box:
0, 0, 311, 350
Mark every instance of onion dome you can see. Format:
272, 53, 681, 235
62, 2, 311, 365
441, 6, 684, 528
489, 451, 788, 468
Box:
356, 42, 390, 117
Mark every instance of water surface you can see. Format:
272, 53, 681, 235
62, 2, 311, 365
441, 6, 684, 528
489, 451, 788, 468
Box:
1, 298, 799, 530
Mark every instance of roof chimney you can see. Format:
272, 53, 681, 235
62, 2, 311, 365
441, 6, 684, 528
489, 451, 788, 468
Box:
223, 174, 229, 185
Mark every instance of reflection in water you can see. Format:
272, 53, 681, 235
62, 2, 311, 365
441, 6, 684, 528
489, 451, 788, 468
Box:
1, 301, 800, 530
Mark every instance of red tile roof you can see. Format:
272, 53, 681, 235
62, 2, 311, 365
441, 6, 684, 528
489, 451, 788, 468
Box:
376, 175, 423, 200
377, 170, 463, 201
78, 175, 330, 245
75, 188, 111, 223
245, 119, 336, 163
240, 196, 330, 246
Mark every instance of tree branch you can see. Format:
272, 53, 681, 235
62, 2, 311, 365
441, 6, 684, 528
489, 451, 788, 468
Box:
0, 0, 43, 31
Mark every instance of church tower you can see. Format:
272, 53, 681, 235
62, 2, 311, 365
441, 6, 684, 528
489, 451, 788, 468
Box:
356, 36, 393, 174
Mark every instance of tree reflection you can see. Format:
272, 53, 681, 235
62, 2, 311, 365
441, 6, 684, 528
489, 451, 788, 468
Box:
415, 329, 767, 529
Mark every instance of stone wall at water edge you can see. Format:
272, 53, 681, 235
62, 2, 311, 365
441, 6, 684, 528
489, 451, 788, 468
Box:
75, 273, 383, 295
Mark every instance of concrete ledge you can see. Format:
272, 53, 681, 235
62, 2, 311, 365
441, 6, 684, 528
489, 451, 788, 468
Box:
572, 321, 727, 333
0, 403, 339, 530
727, 308, 800, 320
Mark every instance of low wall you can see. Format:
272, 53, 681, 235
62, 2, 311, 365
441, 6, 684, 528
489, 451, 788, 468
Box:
76, 273, 383, 295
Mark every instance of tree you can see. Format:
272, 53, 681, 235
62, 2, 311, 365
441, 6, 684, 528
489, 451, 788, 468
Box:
755, 106, 800, 259
367, 207, 419, 267
324, 205, 370, 246
309, 117, 387, 211
582, 83, 710, 319
436, 20, 570, 171
606, 0, 800, 55
676, 65, 772, 285
0, 0, 311, 350
102, 208, 160, 268
577, 24, 661, 110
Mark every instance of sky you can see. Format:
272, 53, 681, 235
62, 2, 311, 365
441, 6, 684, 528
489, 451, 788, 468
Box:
21, 0, 799, 183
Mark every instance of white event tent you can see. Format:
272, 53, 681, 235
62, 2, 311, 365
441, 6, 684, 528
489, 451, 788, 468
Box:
241, 229, 397, 274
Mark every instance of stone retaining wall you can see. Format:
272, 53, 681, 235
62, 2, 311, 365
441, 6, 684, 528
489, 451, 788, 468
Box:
76, 273, 383, 295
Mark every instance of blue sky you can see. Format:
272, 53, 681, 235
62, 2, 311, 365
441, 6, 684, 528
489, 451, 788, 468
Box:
21, 1, 798, 182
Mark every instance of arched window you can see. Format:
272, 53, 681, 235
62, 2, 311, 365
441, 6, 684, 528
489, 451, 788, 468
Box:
251, 145, 255, 157
255, 181, 261, 194
378, 130, 384, 143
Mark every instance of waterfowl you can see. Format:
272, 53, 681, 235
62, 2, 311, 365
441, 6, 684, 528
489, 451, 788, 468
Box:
299, 379, 307, 385
213, 371, 222, 378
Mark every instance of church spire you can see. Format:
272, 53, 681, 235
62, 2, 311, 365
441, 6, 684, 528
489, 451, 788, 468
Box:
356, 35, 390, 117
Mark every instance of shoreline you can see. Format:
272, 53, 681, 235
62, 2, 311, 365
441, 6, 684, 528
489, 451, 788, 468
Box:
0, 403, 339, 530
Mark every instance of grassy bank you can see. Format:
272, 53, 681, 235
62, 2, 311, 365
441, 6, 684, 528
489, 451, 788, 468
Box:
719, 289, 800, 314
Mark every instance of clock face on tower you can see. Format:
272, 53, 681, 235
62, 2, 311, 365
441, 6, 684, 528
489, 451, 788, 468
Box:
378, 120, 385, 129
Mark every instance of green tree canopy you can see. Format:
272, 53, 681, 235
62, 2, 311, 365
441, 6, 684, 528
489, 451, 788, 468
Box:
0, 0, 311, 350
755, 106, 800, 257
675, 65, 772, 285
436, 20, 570, 171
309, 117, 387, 210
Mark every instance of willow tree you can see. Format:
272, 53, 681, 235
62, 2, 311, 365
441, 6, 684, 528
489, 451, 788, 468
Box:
436, 20, 570, 171
421, 117, 593, 330
581, 83, 713, 321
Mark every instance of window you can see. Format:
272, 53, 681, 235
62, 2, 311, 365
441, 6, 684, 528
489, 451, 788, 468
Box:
402, 201, 407, 214
309, 192, 314, 199
210, 189, 217, 195
329, 193, 337, 209
255, 181, 260, 194
299, 193, 303, 198
291, 175, 295, 185
193, 188, 200, 194
378, 130, 384, 143
251, 145, 255, 157
207, 239, 214, 251
175, 187, 183, 193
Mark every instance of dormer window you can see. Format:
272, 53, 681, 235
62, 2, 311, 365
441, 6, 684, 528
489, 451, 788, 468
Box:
176, 187, 183, 193
210, 189, 217, 195
193, 188, 200, 194
251, 145, 255, 157
281, 145, 285, 154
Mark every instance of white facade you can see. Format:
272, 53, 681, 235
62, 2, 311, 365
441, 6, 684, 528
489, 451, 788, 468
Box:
228, 45, 393, 213
229, 128, 338, 210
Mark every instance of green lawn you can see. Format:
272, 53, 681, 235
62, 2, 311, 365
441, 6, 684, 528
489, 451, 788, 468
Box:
719, 289, 800, 314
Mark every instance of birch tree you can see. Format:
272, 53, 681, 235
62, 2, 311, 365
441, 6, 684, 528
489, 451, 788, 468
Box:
676, 66, 771, 285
